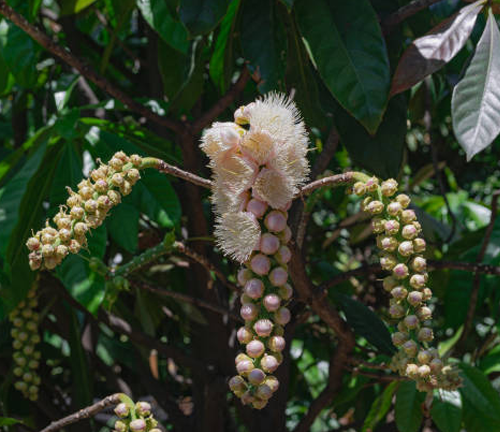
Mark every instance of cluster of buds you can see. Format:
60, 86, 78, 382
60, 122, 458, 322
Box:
113, 401, 160, 432
200, 93, 309, 407
26, 152, 143, 270
9, 284, 41, 401
353, 177, 461, 391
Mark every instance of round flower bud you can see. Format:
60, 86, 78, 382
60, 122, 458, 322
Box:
70, 206, 84, 219
384, 219, 400, 235
240, 391, 255, 405
381, 179, 398, 197
74, 222, 88, 236
237, 327, 253, 344
111, 173, 124, 187
240, 293, 252, 305
127, 168, 140, 184
393, 264, 409, 279
58, 216, 72, 229
114, 403, 129, 418
235, 353, 251, 364
244, 279, 264, 299
407, 291, 423, 307
41, 244, 55, 256
398, 241, 414, 257
129, 419, 147, 432
97, 195, 111, 209
392, 332, 408, 346
260, 233, 280, 255
383, 276, 398, 292
402, 224, 418, 240
130, 154, 142, 166
236, 360, 254, 375
261, 355, 279, 373
411, 256, 427, 273
417, 350, 432, 364
79, 186, 93, 200
274, 307, 291, 325
389, 304, 405, 318
68, 239, 81, 254
366, 200, 384, 215
255, 384, 273, 400
422, 288, 432, 301
268, 336, 286, 352
41, 232, 54, 244
372, 218, 385, 234
416, 306, 432, 321
26, 237, 40, 251
229, 375, 246, 392
58, 228, 71, 242
120, 181, 132, 196
418, 364, 431, 378
56, 245, 68, 259
281, 226, 292, 243
66, 194, 81, 208
278, 283, 293, 300
269, 267, 288, 286
413, 238, 426, 253
401, 209, 416, 224
430, 358, 443, 374
264, 376, 280, 393
254, 319, 273, 337
248, 368, 266, 385
418, 327, 434, 342
387, 201, 402, 216
135, 401, 151, 416
247, 199, 267, 218
250, 254, 271, 275
240, 303, 259, 321
246, 340, 265, 358
410, 274, 426, 289
396, 194, 411, 208
275, 245, 291, 264
380, 236, 398, 252
107, 190, 121, 204
237, 268, 252, 286
114, 421, 127, 432
365, 177, 379, 192
380, 253, 397, 271
94, 179, 108, 193
29, 258, 41, 271
404, 315, 419, 330
406, 363, 419, 378
84, 200, 98, 213
263, 294, 281, 312
353, 181, 366, 196
403, 340, 418, 357
264, 211, 287, 233
252, 399, 267, 410
391, 287, 408, 301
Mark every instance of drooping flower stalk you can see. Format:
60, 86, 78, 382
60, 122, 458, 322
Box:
354, 177, 461, 391
200, 93, 309, 408
9, 281, 41, 401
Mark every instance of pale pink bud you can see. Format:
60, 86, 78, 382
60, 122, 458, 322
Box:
248, 368, 266, 385
389, 304, 405, 318
418, 327, 434, 342
365, 176, 379, 192
411, 256, 427, 272
398, 241, 414, 257
418, 365, 431, 378
396, 194, 411, 208
264, 211, 287, 232
264, 376, 280, 392
235, 353, 251, 364
403, 340, 418, 357
255, 384, 273, 400
380, 253, 397, 271
401, 209, 416, 223
281, 226, 292, 243
268, 336, 286, 352
406, 363, 419, 377
387, 201, 402, 216
261, 355, 279, 373
402, 224, 418, 240
246, 340, 265, 358
275, 307, 291, 325
229, 375, 246, 392
244, 279, 264, 299
381, 179, 398, 197
407, 291, 423, 306
391, 287, 407, 301
410, 274, 426, 289
392, 332, 408, 346
135, 401, 151, 416
366, 200, 384, 215
70, 206, 84, 219
254, 319, 273, 337
237, 327, 253, 344
240, 303, 259, 321
393, 264, 409, 279
384, 219, 400, 235
353, 182, 366, 196
418, 350, 432, 364
422, 288, 432, 301
260, 233, 280, 255
114, 403, 129, 418
250, 254, 271, 275
26, 237, 40, 251
269, 267, 288, 286
380, 236, 397, 252
236, 360, 254, 375
237, 268, 252, 286
417, 306, 432, 320
413, 238, 426, 253
275, 245, 291, 264
130, 420, 147, 432
247, 199, 268, 218
263, 294, 281, 312
404, 315, 419, 329
278, 283, 293, 300
94, 179, 108, 193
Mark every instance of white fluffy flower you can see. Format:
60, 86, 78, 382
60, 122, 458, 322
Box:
200, 122, 242, 164
215, 212, 261, 262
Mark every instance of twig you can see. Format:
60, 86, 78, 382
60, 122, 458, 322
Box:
382, 0, 444, 29
39, 393, 122, 432
298, 172, 370, 197
142, 157, 212, 189
0, 1, 184, 134
456, 190, 500, 349
191, 67, 251, 133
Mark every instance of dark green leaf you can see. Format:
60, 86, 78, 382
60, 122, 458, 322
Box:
61, 0, 98, 14
391, 0, 485, 96
107, 203, 139, 253
362, 381, 398, 431
336, 294, 396, 355
180, 0, 229, 35
295, 0, 390, 133
452, 9, 500, 161
0, 417, 22, 427
431, 390, 462, 432
49, 142, 82, 206
395, 381, 425, 432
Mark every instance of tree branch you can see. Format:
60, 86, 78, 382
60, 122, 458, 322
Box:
191, 67, 251, 133
143, 157, 212, 189
298, 172, 370, 197
382, 0, 444, 29
0, 1, 184, 134
39, 393, 123, 432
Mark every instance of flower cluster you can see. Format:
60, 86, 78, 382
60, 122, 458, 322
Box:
9, 284, 41, 401
26, 152, 143, 270
200, 93, 309, 408
354, 177, 461, 391
113, 401, 160, 432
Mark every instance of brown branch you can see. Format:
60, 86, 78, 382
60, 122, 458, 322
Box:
347, 368, 408, 382
298, 172, 357, 197
382, 0, 444, 29
39, 393, 122, 432
156, 159, 212, 189
457, 190, 500, 349
0, 1, 184, 134
191, 67, 251, 133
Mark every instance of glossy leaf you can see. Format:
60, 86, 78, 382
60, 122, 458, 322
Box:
107, 203, 140, 253
295, 0, 390, 133
49, 141, 82, 206
452, 9, 500, 161
362, 381, 398, 431
180, 0, 229, 36
60, 0, 98, 14
431, 390, 462, 432
391, 0, 485, 96
137, 0, 189, 54
395, 381, 425, 432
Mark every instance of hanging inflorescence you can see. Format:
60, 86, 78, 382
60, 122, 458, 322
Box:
113, 400, 161, 432
26, 152, 143, 271
200, 93, 309, 408
353, 177, 461, 391
9, 283, 41, 401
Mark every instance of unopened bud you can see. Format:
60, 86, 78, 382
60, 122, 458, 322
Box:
129, 419, 147, 432
246, 340, 265, 358
261, 355, 279, 373
416, 306, 432, 321
278, 283, 293, 300
381, 179, 398, 197
418, 327, 434, 342
410, 274, 426, 289
372, 217, 385, 234
366, 200, 384, 215
406, 363, 419, 377
403, 340, 418, 357
383, 276, 398, 291
387, 201, 402, 216
274, 307, 291, 325
365, 177, 379, 192
393, 264, 409, 279
353, 182, 366, 196
263, 294, 281, 312
248, 368, 266, 385
392, 332, 408, 346
268, 335, 286, 352
250, 254, 271, 275
269, 267, 288, 286
264, 211, 287, 233
229, 375, 246, 392
254, 319, 273, 337
398, 240, 414, 257
114, 403, 129, 418
380, 236, 398, 252
384, 219, 400, 235
240, 303, 259, 321
70, 206, 84, 219
407, 291, 423, 307
389, 304, 405, 318
391, 287, 408, 301
404, 315, 419, 330
396, 194, 411, 208
413, 238, 426, 253
135, 401, 151, 416
26, 237, 40, 251
130, 154, 142, 166
244, 279, 264, 299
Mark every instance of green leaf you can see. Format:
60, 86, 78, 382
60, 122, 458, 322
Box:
335, 294, 396, 355
395, 381, 425, 432
60, 0, 98, 14
49, 141, 82, 206
479, 344, 500, 374
460, 363, 500, 432
137, 0, 189, 54
0, 20, 38, 88
431, 390, 462, 432
107, 203, 139, 253
241, 0, 285, 93
362, 382, 398, 431
295, 0, 390, 133
180, 0, 229, 36
391, 0, 485, 96
0, 417, 22, 427
335, 95, 407, 178
452, 9, 500, 161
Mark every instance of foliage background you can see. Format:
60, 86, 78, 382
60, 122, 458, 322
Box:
1, 0, 500, 431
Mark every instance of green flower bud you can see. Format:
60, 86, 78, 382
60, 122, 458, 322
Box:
130, 154, 142, 166
353, 182, 366, 196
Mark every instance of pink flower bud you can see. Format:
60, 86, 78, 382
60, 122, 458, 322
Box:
391, 287, 408, 301
416, 306, 432, 321
384, 219, 400, 235
70, 206, 84, 219
389, 304, 405, 318
380, 236, 398, 252
248, 368, 266, 385
402, 224, 417, 240
135, 401, 151, 416
393, 264, 409, 279
403, 340, 418, 357
26, 237, 40, 251
247, 199, 268, 218
236, 360, 254, 375
246, 340, 265, 358
422, 288, 432, 301
268, 336, 286, 352
260, 233, 280, 255
397, 240, 413, 257
269, 267, 288, 286
263, 294, 281, 312
387, 201, 402, 216
275, 245, 291, 264
404, 315, 419, 329
380, 253, 397, 271
264, 211, 287, 233
396, 194, 411, 208
407, 291, 423, 307
237, 268, 252, 286
74, 222, 88, 236
401, 209, 416, 223
250, 254, 271, 275
366, 200, 384, 215
418, 364, 431, 378
255, 384, 273, 400
114, 403, 129, 418
275, 307, 291, 325
418, 327, 434, 342
237, 327, 254, 344
130, 419, 147, 432
381, 179, 398, 197
229, 375, 246, 392
391, 332, 408, 346
411, 256, 427, 272
413, 238, 426, 253
254, 319, 273, 337
235, 353, 251, 364
410, 274, 426, 289
240, 303, 259, 321
430, 358, 443, 373
278, 283, 293, 300
264, 376, 280, 392
111, 173, 124, 187
261, 355, 279, 373
365, 177, 379, 192
281, 226, 292, 243
244, 279, 264, 299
